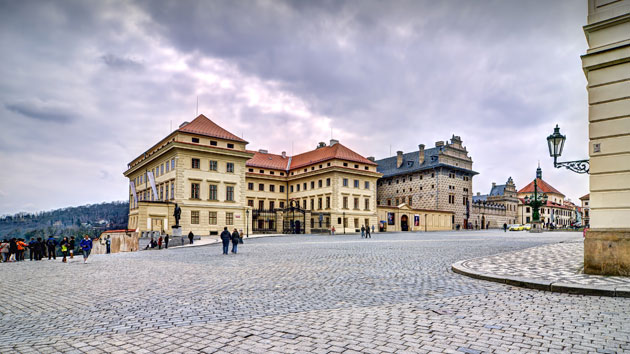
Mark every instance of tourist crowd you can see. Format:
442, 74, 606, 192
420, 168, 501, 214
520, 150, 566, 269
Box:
0, 235, 93, 264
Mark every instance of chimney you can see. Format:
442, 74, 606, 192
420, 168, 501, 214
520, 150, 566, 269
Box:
258, 149, 268, 154
367, 156, 375, 162
179, 121, 190, 128
418, 144, 425, 165
330, 139, 339, 146
317, 142, 326, 149
396, 151, 403, 168
281, 151, 286, 158
492, 182, 496, 188
477, 192, 480, 196
435, 141, 444, 147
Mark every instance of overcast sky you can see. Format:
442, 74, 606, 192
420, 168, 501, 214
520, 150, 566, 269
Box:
0, 0, 589, 215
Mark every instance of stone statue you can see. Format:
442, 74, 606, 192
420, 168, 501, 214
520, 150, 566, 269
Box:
173, 203, 181, 228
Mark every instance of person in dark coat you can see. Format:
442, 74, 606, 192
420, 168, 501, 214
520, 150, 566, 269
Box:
188, 231, 194, 244
69, 236, 76, 259
80, 234, 92, 263
164, 235, 169, 249
46, 236, 57, 260
503, 223, 508, 232
231, 229, 240, 254
220, 227, 231, 255
36, 237, 45, 260
28, 238, 38, 261
8, 238, 17, 262
366, 225, 371, 238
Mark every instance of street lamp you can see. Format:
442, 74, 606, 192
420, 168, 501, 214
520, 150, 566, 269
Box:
342, 211, 346, 235
523, 179, 548, 229
245, 209, 249, 238
547, 124, 589, 174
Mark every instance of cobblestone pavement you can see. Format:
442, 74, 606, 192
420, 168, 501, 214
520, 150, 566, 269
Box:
453, 240, 630, 294
1, 231, 629, 353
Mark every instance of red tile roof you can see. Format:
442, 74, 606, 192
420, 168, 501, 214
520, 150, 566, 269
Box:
246, 151, 290, 170
517, 178, 564, 197
178, 114, 247, 143
580, 193, 590, 200
289, 143, 377, 170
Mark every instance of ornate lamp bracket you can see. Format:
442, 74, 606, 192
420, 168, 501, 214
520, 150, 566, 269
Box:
554, 159, 590, 174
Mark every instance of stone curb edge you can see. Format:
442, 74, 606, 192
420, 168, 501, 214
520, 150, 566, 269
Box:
451, 260, 630, 298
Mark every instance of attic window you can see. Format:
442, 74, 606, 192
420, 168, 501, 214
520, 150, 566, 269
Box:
270, 171, 275, 175
343, 162, 348, 167
259, 170, 264, 173
210, 141, 217, 146
354, 164, 359, 168
407, 161, 413, 167
248, 168, 253, 172
364, 166, 368, 170
227, 143, 234, 149
192, 137, 199, 143
280, 172, 285, 176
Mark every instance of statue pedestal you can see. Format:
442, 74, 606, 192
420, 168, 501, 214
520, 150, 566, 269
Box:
529, 221, 543, 233
172, 226, 182, 237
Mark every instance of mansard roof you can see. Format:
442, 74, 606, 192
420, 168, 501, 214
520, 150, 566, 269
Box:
376, 147, 477, 179
489, 184, 506, 196
178, 114, 247, 143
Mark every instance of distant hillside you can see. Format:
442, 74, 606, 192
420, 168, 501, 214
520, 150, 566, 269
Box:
0, 201, 129, 240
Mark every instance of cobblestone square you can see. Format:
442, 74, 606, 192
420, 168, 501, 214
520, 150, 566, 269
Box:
1, 231, 629, 353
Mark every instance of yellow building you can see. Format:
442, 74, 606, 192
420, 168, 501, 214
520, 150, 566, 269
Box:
376, 204, 453, 232
581, 0, 630, 275
124, 115, 381, 236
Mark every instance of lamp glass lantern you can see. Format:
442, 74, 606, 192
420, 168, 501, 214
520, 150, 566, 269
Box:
546, 124, 566, 160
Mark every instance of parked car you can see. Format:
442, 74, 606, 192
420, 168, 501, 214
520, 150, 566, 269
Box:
508, 224, 523, 231
522, 224, 532, 231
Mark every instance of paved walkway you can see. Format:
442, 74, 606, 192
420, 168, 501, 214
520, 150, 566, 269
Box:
170, 233, 288, 249
452, 240, 630, 297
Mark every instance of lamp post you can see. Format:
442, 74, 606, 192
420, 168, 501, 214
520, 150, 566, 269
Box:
523, 179, 548, 232
245, 209, 249, 238
342, 211, 346, 235
547, 124, 589, 174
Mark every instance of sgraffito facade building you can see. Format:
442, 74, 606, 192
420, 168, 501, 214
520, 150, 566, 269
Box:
375, 136, 477, 230
471, 177, 519, 229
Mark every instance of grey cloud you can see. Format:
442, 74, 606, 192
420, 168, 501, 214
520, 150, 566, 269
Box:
101, 54, 144, 71
5, 99, 76, 123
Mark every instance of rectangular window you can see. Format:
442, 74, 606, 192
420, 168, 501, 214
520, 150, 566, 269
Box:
227, 143, 234, 149
248, 183, 254, 190
171, 158, 175, 170
192, 158, 200, 169
279, 185, 285, 193
387, 199, 391, 206
279, 201, 285, 208
326, 196, 330, 209
226, 162, 234, 173
165, 184, 169, 200
318, 198, 322, 209
354, 197, 359, 209
166, 162, 170, 173
291, 185, 294, 192
209, 212, 217, 225
191, 211, 199, 224
365, 198, 370, 210
209, 160, 217, 171
311, 181, 315, 189
326, 178, 331, 187
210, 140, 217, 146
170, 182, 174, 199
259, 200, 264, 209
395, 198, 399, 205
303, 182, 307, 190
343, 196, 348, 209
192, 137, 199, 143
160, 164, 164, 175
364, 181, 370, 189
259, 183, 264, 191
297, 184, 301, 192
248, 200, 254, 207
226, 186, 234, 201
408, 196, 412, 206
318, 180, 322, 188
209, 184, 218, 200
303, 200, 307, 209
343, 178, 348, 187
160, 185, 163, 200
270, 185, 275, 192
354, 180, 359, 188
226, 212, 233, 225
269, 201, 275, 210
310, 199, 314, 210
191, 183, 200, 199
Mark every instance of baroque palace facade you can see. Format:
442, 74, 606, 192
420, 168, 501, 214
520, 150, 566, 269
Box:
124, 114, 383, 236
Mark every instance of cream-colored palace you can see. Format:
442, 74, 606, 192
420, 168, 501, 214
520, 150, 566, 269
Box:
124, 114, 384, 236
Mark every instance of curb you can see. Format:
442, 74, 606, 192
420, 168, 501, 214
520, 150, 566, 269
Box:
451, 260, 629, 297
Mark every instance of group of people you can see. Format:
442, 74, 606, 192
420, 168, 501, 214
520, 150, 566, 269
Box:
0, 235, 93, 264
145, 235, 170, 250
360, 225, 373, 238
220, 227, 242, 255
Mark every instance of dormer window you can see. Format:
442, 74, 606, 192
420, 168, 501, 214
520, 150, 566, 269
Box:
407, 161, 413, 167
192, 137, 199, 143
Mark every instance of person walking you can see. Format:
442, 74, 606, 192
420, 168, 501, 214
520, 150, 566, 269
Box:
361, 225, 365, 238
503, 223, 508, 232
188, 231, 194, 244
366, 225, 371, 238
36, 237, 46, 260
17, 239, 27, 261
80, 235, 92, 263
331, 226, 335, 235
371, 225, 375, 235
105, 236, 111, 254
220, 227, 231, 255
69, 236, 75, 260
60, 237, 69, 263
46, 236, 57, 260
231, 228, 240, 254
164, 235, 169, 249
158, 236, 163, 250
8, 238, 17, 262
